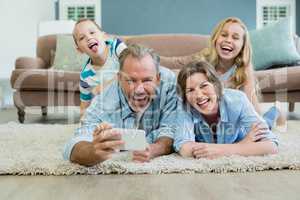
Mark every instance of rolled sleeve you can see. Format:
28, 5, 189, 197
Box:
238, 92, 279, 145
156, 127, 175, 139
150, 126, 175, 144
63, 133, 93, 161
265, 131, 279, 146
173, 105, 195, 152
150, 70, 177, 143
63, 96, 103, 161
79, 77, 93, 102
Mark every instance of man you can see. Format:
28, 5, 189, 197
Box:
63, 44, 177, 166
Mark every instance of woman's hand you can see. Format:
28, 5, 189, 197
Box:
239, 122, 269, 144
192, 143, 224, 159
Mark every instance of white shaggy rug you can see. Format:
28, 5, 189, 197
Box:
0, 121, 300, 175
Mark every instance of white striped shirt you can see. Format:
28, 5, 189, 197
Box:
79, 38, 126, 102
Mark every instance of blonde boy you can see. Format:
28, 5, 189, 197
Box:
73, 19, 127, 117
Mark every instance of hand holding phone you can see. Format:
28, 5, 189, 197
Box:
112, 128, 148, 151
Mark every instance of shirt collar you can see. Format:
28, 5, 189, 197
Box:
190, 106, 204, 124
118, 83, 134, 120
218, 96, 229, 122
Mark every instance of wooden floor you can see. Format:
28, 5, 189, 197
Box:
0, 106, 300, 200
1, 171, 300, 200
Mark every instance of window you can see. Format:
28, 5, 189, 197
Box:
256, 0, 295, 33
59, 0, 101, 26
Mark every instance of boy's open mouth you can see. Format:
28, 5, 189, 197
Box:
88, 42, 99, 52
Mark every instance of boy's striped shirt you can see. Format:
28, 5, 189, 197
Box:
79, 38, 126, 102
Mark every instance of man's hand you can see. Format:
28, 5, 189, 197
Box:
70, 122, 124, 166
132, 146, 153, 162
192, 143, 224, 159
92, 122, 124, 161
131, 137, 173, 163
132, 147, 153, 163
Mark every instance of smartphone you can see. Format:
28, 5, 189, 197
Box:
112, 128, 148, 151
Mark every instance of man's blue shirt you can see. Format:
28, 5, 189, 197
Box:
64, 66, 177, 160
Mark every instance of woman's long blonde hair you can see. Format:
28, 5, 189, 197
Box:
199, 17, 252, 89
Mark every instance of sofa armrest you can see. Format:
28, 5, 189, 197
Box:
15, 57, 47, 70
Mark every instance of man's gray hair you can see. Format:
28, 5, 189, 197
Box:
119, 43, 160, 72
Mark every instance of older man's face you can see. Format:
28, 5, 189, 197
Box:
118, 54, 160, 113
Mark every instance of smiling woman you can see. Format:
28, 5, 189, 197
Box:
174, 60, 279, 159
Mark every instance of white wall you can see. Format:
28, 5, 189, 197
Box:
0, 0, 55, 79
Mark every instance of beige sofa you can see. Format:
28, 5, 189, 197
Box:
10, 34, 300, 123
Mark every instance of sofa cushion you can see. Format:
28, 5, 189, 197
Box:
255, 65, 300, 92
36, 35, 57, 68
10, 69, 80, 92
250, 18, 300, 70
51, 34, 88, 71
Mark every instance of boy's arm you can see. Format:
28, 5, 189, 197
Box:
114, 38, 127, 57
91, 76, 116, 96
79, 75, 93, 117
80, 101, 90, 118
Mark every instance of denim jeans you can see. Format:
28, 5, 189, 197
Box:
263, 106, 280, 129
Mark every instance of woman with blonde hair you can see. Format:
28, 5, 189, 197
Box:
161, 17, 285, 129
